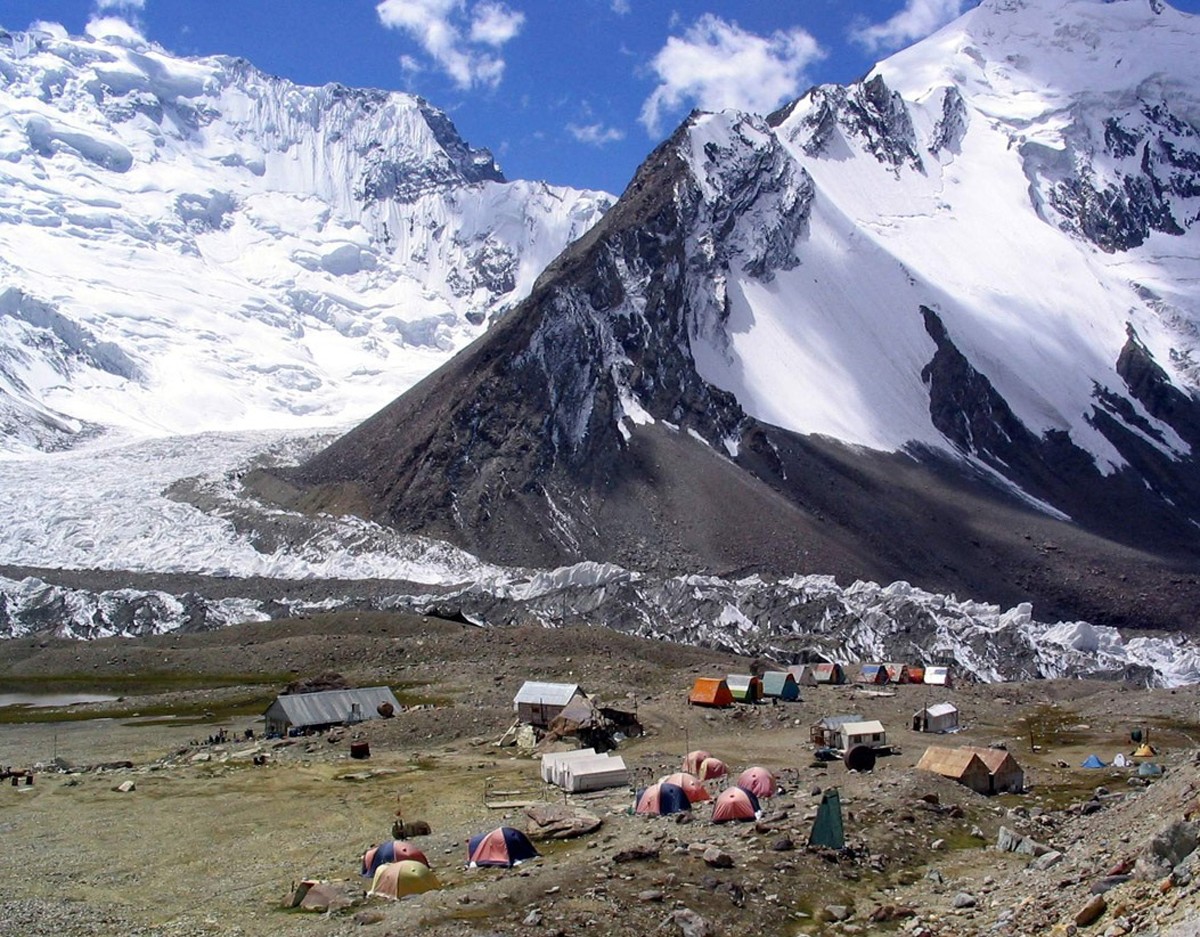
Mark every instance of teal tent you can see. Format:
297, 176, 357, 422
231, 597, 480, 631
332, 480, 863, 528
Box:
808, 788, 845, 849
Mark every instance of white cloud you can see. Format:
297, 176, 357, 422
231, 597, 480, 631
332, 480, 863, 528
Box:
567, 122, 626, 146
84, 15, 146, 44
470, 1, 524, 45
376, 0, 524, 90
95, 0, 146, 9
611, 0, 631, 15
851, 0, 968, 53
640, 15, 824, 137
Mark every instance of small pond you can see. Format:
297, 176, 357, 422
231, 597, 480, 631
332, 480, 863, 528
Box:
0, 692, 119, 708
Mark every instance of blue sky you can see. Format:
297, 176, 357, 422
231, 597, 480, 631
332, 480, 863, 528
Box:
5, 1, 1199, 196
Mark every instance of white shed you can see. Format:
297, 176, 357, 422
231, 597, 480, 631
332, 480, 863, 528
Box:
540, 748, 597, 783
513, 681, 583, 728
912, 702, 960, 734
559, 754, 628, 793
835, 719, 888, 751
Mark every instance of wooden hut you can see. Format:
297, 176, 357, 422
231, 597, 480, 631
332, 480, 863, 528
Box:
916, 747, 993, 795
810, 714, 863, 748
513, 681, 584, 729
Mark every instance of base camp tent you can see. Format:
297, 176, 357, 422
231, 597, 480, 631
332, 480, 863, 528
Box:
854, 664, 889, 685
688, 678, 734, 708
368, 860, 441, 899
467, 827, 539, 867
659, 772, 711, 803
683, 750, 711, 775
1082, 754, 1107, 769
698, 756, 727, 780
712, 786, 761, 823
635, 782, 691, 816
726, 675, 763, 703
362, 841, 429, 876
761, 671, 801, 701
787, 665, 819, 687
737, 766, 776, 798
808, 788, 845, 849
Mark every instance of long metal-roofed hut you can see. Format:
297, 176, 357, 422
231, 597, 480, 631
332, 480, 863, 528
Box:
264, 686, 401, 737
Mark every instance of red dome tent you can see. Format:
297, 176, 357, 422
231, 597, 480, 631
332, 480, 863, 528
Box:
683, 750, 712, 775
467, 827, 540, 868
658, 772, 712, 803
737, 766, 776, 798
361, 840, 430, 877
635, 782, 692, 816
711, 786, 761, 823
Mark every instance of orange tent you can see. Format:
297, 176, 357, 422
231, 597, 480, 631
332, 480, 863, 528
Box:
658, 772, 712, 803
698, 757, 727, 780
737, 766, 776, 798
688, 678, 733, 708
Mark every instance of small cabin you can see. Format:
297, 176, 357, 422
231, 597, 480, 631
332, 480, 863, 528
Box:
810, 714, 864, 748
912, 702, 960, 734
514, 681, 585, 729
835, 719, 888, 751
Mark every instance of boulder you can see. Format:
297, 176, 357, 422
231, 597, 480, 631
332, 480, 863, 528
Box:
1074, 894, 1107, 927
664, 909, 713, 937
523, 803, 603, 840
702, 847, 734, 869
614, 845, 660, 863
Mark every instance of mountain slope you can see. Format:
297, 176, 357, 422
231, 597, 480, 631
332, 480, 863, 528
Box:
282, 0, 1200, 629
0, 23, 611, 452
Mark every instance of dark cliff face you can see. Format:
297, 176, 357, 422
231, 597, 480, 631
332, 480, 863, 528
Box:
278, 73, 1200, 632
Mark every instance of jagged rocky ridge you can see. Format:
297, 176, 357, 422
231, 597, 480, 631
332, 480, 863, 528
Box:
4, 565, 1198, 687
283, 0, 1200, 633
0, 24, 611, 451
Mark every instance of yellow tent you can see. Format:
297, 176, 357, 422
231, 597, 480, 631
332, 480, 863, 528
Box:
369, 860, 442, 899
1133, 743, 1157, 758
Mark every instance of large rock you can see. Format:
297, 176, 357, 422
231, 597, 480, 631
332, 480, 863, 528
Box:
524, 803, 603, 840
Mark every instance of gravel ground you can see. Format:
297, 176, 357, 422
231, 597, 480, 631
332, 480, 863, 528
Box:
2, 612, 1200, 937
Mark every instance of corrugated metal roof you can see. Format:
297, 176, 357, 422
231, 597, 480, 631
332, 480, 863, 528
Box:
816, 713, 862, 729
920, 702, 959, 718
267, 686, 400, 728
514, 681, 580, 706
840, 720, 886, 736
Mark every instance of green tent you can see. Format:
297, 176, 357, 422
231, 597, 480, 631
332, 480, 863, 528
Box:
808, 788, 845, 850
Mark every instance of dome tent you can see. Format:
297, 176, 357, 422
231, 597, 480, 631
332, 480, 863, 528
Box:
361, 840, 429, 877
658, 772, 711, 803
368, 860, 441, 899
711, 786, 761, 823
737, 766, 776, 798
683, 750, 712, 775
698, 757, 727, 780
467, 826, 539, 868
1081, 754, 1107, 769
635, 782, 692, 816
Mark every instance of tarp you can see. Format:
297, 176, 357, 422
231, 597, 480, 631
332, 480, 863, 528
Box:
369, 860, 441, 899
737, 766, 776, 798
808, 788, 845, 849
1081, 754, 1107, 768
635, 782, 691, 816
711, 786, 760, 823
659, 772, 711, 803
467, 827, 539, 867
1138, 762, 1163, 777
361, 841, 429, 876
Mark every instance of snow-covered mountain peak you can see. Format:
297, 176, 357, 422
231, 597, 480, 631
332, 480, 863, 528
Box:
0, 24, 612, 453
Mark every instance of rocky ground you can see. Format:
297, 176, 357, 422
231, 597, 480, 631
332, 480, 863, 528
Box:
1, 611, 1199, 937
